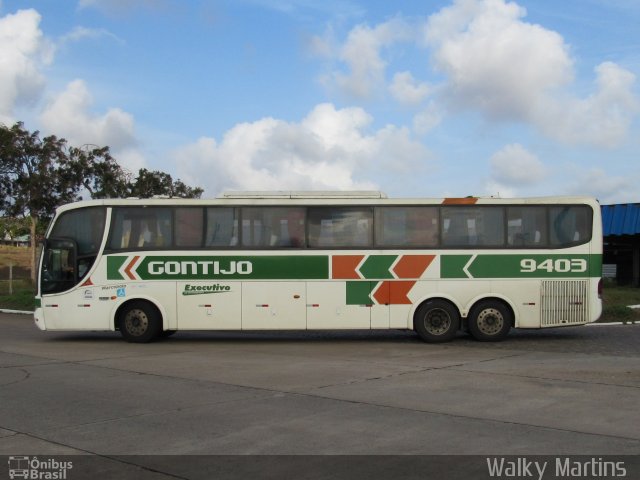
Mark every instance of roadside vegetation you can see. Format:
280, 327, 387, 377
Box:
0, 245, 35, 310
1, 245, 639, 323
601, 282, 640, 324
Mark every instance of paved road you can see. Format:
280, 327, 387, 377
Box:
0, 313, 638, 478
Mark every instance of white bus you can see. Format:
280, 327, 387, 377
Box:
34, 191, 602, 343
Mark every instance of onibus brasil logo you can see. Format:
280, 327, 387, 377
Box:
8, 456, 73, 479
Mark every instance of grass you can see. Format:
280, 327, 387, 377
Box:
0, 245, 35, 311
0, 281, 36, 311
601, 283, 640, 324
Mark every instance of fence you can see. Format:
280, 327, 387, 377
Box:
0, 264, 32, 295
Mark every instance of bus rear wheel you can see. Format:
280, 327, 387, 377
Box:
118, 300, 162, 343
414, 299, 460, 343
468, 300, 512, 342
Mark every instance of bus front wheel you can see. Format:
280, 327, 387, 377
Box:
414, 299, 460, 343
118, 300, 162, 343
467, 300, 512, 342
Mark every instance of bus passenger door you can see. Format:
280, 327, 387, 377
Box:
306, 282, 371, 329
241, 282, 306, 329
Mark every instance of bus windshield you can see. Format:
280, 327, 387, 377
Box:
40, 207, 106, 294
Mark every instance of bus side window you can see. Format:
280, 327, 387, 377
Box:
442, 208, 469, 246
109, 208, 173, 251
374, 207, 439, 248
206, 208, 239, 247
317, 219, 334, 247
442, 207, 504, 247
286, 210, 305, 247
176, 208, 204, 248
308, 207, 373, 248
507, 206, 547, 247
550, 206, 592, 247
241, 207, 306, 248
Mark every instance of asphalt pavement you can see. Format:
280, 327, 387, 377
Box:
0, 312, 638, 478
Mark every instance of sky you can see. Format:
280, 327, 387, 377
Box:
1, 0, 639, 203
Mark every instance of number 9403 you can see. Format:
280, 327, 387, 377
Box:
520, 258, 587, 273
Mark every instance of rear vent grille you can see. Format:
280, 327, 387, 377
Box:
540, 280, 589, 327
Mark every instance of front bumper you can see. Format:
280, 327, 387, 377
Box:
33, 307, 46, 331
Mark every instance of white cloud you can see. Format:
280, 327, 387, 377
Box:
566, 167, 637, 204
322, 17, 414, 99
39, 79, 144, 171
389, 71, 431, 106
483, 179, 517, 198
424, 0, 573, 120
413, 102, 443, 135
174, 103, 430, 195
0, 9, 54, 124
59, 26, 124, 46
536, 62, 640, 148
489, 143, 547, 186
423, 0, 639, 147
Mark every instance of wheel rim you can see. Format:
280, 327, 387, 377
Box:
124, 308, 149, 336
423, 308, 452, 336
476, 308, 504, 336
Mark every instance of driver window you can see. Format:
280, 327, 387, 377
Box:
41, 238, 77, 294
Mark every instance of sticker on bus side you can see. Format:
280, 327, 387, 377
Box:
107, 255, 330, 281
106, 253, 601, 282
440, 254, 602, 279
182, 284, 232, 295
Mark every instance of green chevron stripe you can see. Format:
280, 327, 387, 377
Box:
106, 256, 128, 281
440, 255, 473, 279
346, 281, 376, 305
358, 255, 397, 279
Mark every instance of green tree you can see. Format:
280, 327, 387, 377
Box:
1, 122, 204, 282
65, 145, 131, 198
0, 122, 81, 280
129, 168, 203, 199
0, 216, 31, 240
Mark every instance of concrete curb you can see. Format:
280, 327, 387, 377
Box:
0, 309, 33, 315
587, 322, 638, 326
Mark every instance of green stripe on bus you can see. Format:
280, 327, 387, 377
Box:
107, 256, 128, 280
358, 255, 397, 279
108, 255, 330, 281
441, 254, 602, 279
346, 281, 375, 305
440, 255, 473, 279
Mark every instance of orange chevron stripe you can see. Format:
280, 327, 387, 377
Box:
124, 256, 140, 280
373, 281, 415, 305
393, 255, 435, 279
332, 255, 364, 279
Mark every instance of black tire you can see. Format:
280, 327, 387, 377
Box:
468, 300, 512, 342
414, 299, 460, 343
118, 300, 162, 343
